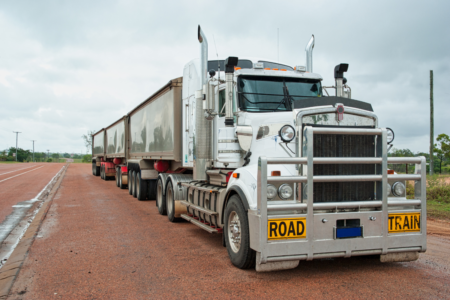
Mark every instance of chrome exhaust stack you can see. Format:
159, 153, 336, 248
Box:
305, 35, 315, 73
194, 25, 212, 181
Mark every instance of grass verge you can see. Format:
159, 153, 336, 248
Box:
407, 175, 450, 220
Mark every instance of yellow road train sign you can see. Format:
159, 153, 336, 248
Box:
388, 213, 421, 233
268, 218, 306, 240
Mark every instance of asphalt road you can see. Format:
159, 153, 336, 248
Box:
6, 164, 450, 299
0, 163, 65, 242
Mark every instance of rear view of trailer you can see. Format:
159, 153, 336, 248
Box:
91, 129, 105, 176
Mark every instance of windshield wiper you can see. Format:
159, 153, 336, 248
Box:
273, 80, 293, 111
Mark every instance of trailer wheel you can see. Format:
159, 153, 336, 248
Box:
128, 170, 133, 195
92, 162, 95, 175
147, 180, 157, 200
94, 164, 100, 177
166, 181, 181, 223
156, 179, 167, 215
119, 172, 126, 189
136, 172, 147, 201
224, 195, 256, 269
132, 171, 137, 198
101, 165, 104, 180
116, 168, 120, 187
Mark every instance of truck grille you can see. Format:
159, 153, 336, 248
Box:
312, 133, 375, 202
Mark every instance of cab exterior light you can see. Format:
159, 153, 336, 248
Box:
278, 184, 293, 200
279, 125, 295, 142
253, 62, 264, 69
386, 127, 395, 144
267, 184, 277, 200
295, 65, 306, 72
392, 182, 406, 197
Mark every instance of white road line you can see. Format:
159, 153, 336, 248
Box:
0, 165, 42, 176
0, 166, 45, 183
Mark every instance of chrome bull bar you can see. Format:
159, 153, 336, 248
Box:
253, 126, 427, 264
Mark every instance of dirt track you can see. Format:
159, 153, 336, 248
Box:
6, 164, 450, 299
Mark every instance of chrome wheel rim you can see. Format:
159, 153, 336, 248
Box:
167, 185, 173, 216
227, 211, 241, 253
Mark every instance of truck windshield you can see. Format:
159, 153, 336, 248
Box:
237, 76, 322, 112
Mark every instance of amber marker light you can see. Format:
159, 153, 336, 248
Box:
234, 67, 241, 70
271, 171, 281, 176
272, 68, 279, 71
387, 170, 395, 175
280, 69, 287, 71
264, 68, 271, 70
233, 173, 240, 178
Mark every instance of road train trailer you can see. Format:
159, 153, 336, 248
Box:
91, 26, 426, 272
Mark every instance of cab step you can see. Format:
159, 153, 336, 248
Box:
179, 200, 218, 216
180, 214, 223, 234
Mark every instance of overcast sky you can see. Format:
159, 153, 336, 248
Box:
0, 0, 448, 155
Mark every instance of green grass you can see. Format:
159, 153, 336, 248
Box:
0, 161, 22, 164
407, 175, 450, 220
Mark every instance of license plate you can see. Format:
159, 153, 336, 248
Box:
388, 213, 421, 233
268, 218, 306, 240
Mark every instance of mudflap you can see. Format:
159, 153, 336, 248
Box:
255, 252, 299, 272
380, 252, 419, 263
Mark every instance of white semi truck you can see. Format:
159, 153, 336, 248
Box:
92, 26, 427, 271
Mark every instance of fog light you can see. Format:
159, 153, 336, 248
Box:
387, 183, 392, 197
279, 125, 295, 142
392, 182, 405, 197
267, 184, 277, 200
278, 184, 293, 199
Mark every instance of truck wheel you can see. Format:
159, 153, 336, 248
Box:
92, 162, 95, 175
224, 195, 256, 269
128, 171, 133, 195
166, 181, 181, 222
157, 179, 167, 215
94, 164, 100, 177
136, 172, 147, 201
147, 180, 157, 200
116, 168, 120, 187
119, 172, 126, 189
132, 171, 137, 198
101, 165, 104, 180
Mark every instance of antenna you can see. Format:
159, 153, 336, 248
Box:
213, 34, 220, 82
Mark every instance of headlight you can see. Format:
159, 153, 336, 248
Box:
267, 184, 277, 199
387, 183, 392, 197
386, 127, 394, 144
392, 182, 405, 196
279, 125, 295, 142
278, 184, 293, 199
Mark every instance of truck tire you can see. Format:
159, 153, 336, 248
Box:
224, 195, 256, 269
119, 172, 127, 189
157, 179, 167, 215
101, 165, 104, 180
147, 180, 157, 200
92, 162, 95, 175
136, 172, 147, 201
166, 181, 181, 223
116, 168, 120, 187
132, 171, 137, 198
128, 171, 133, 195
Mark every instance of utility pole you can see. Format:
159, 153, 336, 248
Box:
47, 149, 50, 162
31, 140, 36, 162
430, 70, 434, 175
12, 131, 21, 161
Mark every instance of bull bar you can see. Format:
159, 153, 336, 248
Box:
250, 126, 427, 264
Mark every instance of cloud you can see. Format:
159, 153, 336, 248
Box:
0, 0, 449, 154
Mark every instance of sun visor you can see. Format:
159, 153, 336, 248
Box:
293, 96, 373, 112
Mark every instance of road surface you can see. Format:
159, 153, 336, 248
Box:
5, 164, 450, 299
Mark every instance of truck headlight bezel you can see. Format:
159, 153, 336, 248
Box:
278, 184, 293, 200
279, 125, 295, 143
386, 127, 395, 144
392, 181, 405, 197
267, 184, 277, 200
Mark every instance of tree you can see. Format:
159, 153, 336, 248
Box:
82, 130, 96, 154
82, 154, 92, 163
52, 153, 60, 160
7, 147, 31, 162
434, 134, 450, 174
63, 153, 70, 158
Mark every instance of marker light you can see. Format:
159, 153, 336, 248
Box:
386, 128, 395, 144
279, 125, 295, 142
295, 66, 306, 72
